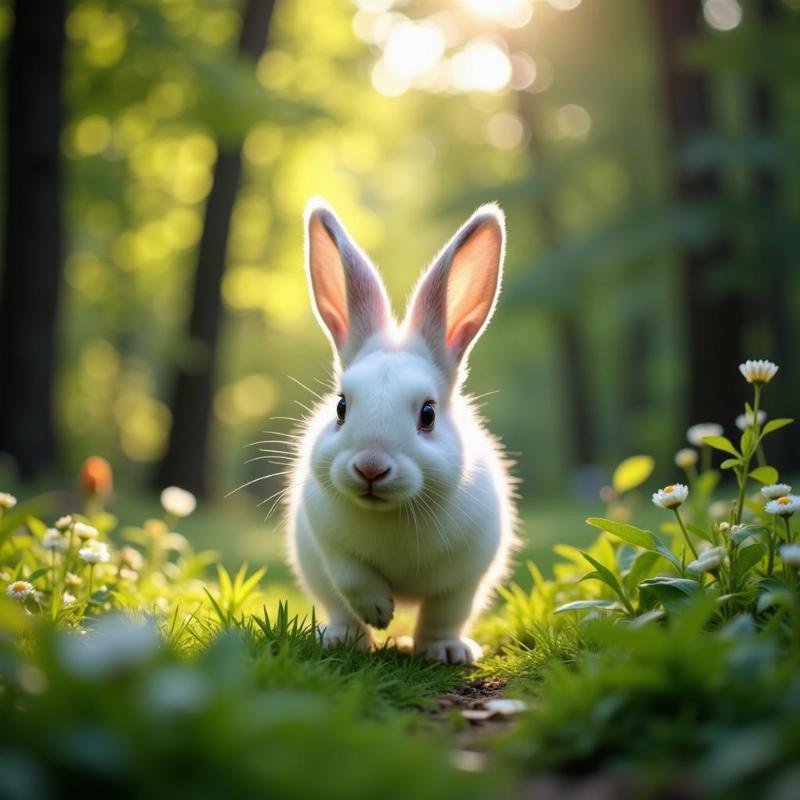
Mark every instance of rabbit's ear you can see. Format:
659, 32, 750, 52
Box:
305, 198, 391, 364
405, 204, 505, 379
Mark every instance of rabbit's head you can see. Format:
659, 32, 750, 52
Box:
303, 198, 504, 511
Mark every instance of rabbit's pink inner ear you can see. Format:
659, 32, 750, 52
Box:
308, 213, 349, 348
444, 218, 503, 363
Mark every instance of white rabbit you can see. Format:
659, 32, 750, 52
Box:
285, 198, 517, 664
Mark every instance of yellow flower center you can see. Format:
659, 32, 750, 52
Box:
778, 496, 791, 505
10, 581, 28, 592
664, 485, 675, 493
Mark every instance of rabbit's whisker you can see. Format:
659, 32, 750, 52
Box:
287, 374, 324, 401
226, 470, 293, 497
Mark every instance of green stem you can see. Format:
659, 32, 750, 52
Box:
673, 507, 698, 560
62, 528, 75, 583
767, 516, 776, 577
701, 445, 711, 475
784, 515, 793, 546
735, 385, 762, 525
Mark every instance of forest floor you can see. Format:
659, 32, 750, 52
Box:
4, 486, 795, 799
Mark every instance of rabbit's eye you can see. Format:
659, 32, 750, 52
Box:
336, 396, 346, 425
419, 401, 435, 431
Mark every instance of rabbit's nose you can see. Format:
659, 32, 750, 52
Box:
354, 462, 391, 484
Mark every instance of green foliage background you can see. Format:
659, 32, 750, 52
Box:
2, 0, 797, 502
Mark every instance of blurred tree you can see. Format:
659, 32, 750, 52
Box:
520, 93, 594, 467
654, 0, 744, 428
0, 0, 67, 477
157, 0, 276, 496
749, 0, 797, 465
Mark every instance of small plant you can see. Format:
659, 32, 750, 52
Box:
0, 469, 235, 640
547, 359, 798, 628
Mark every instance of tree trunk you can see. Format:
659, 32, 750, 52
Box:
156, 0, 275, 496
654, 0, 743, 430
520, 96, 595, 467
0, 0, 67, 478
750, 0, 797, 468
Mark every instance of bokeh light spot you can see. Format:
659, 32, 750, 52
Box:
703, 0, 743, 31
486, 112, 526, 149
448, 40, 512, 94
556, 104, 592, 138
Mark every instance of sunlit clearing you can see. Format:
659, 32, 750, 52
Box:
448, 40, 512, 93
556, 104, 591, 138
703, 0, 742, 31
462, 0, 532, 28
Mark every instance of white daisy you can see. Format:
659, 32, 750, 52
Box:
780, 544, 800, 568
761, 484, 791, 500
118, 567, 139, 582
687, 423, 724, 447
6, 580, 34, 600
0, 492, 17, 510
674, 448, 698, 469
160, 486, 197, 519
739, 359, 778, 385
652, 483, 689, 509
65, 572, 82, 587
688, 547, 725, 573
735, 409, 767, 431
73, 522, 98, 542
42, 528, 67, 551
55, 515, 74, 531
79, 542, 110, 564
119, 546, 144, 571
62, 591, 77, 606
764, 495, 800, 517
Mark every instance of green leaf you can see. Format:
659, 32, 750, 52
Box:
586, 518, 655, 549
757, 589, 794, 612
580, 552, 630, 611
703, 436, 740, 457
612, 455, 655, 494
762, 418, 793, 436
749, 466, 779, 485
623, 550, 662, 597
638, 576, 702, 613
586, 517, 682, 571
687, 523, 714, 543
720, 458, 740, 470
740, 427, 756, 455
27, 567, 50, 583
26, 516, 47, 538
735, 543, 766, 578
731, 524, 761, 546
554, 599, 623, 614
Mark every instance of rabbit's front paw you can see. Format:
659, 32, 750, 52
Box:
347, 592, 395, 629
416, 637, 482, 665
321, 621, 373, 651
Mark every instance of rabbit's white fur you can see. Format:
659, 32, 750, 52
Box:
285, 198, 516, 664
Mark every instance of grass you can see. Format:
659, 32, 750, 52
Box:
3, 370, 800, 800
